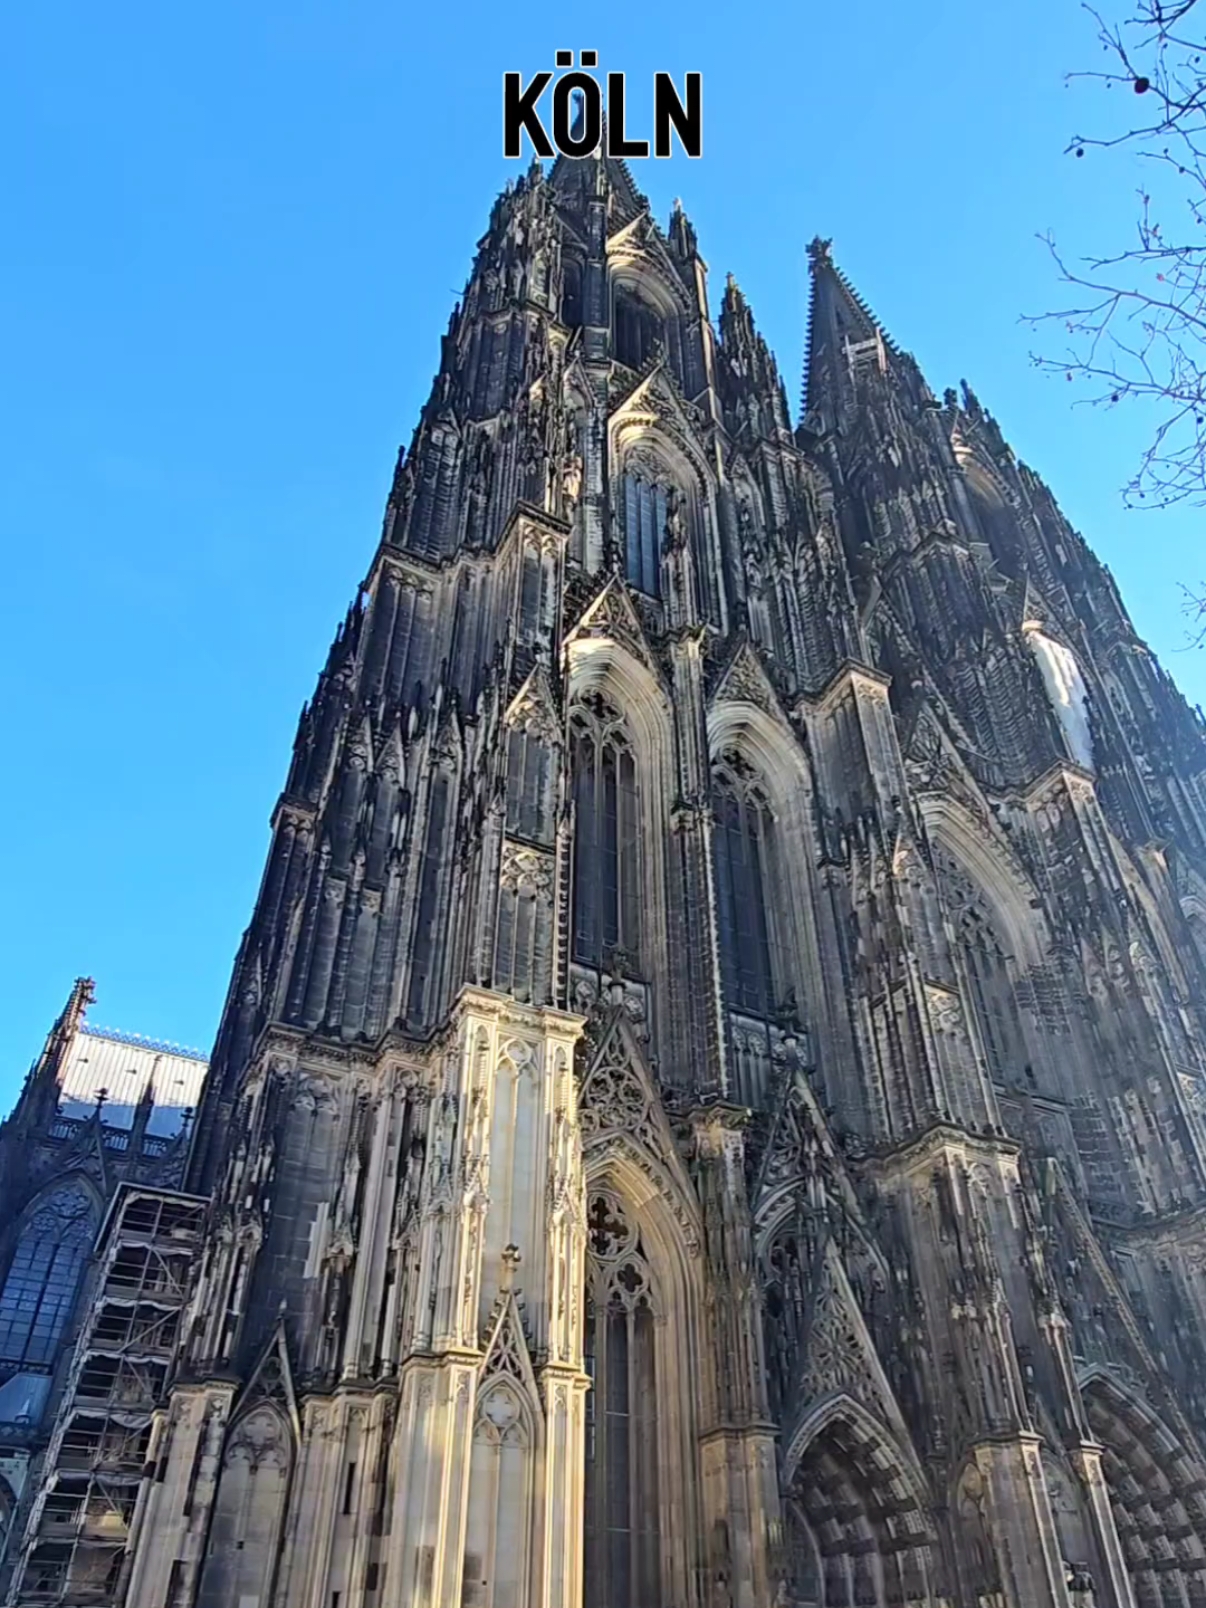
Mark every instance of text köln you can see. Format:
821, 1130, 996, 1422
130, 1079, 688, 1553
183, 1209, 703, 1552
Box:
504, 53, 702, 160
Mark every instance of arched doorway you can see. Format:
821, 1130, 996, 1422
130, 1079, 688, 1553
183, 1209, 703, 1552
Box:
782, 1399, 938, 1608
1083, 1371, 1206, 1608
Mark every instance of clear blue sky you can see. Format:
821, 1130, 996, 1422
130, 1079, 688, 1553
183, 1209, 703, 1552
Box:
2, 0, 1202, 1104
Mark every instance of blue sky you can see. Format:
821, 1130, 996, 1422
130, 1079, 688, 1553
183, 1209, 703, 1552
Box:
1, 0, 1202, 1104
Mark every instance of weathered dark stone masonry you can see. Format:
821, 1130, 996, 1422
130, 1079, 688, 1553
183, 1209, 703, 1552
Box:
5, 147, 1206, 1608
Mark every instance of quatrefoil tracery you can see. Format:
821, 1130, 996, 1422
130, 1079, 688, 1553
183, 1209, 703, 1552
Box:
587, 1191, 634, 1261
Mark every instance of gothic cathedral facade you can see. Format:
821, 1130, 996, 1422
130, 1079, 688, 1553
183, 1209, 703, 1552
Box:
12, 149, 1206, 1608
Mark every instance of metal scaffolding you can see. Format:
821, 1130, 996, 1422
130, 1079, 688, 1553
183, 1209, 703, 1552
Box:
8, 1186, 206, 1606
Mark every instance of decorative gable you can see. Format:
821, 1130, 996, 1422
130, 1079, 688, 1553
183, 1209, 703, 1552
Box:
793, 1239, 917, 1463
578, 1008, 701, 1255
711, 639, 789, 725
505, 663, 561, 743
238, 1322, 301, 1442
566, 575, 665, 684
753, 1065, 862, 1233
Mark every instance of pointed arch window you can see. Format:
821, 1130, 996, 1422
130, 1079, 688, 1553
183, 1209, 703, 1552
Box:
761, 1226, 807, 1427
406, 770, 453, 1023
613, 287, 663, 371
465, 1374, 533, 1607
621, 470, 670, 598
712, 753, 777, 1019
571, 697, 641, 971
0, 1182, 96, 1367
195, 1405, 292, 1608
505, 722, 554, 846
518, 545, 557, 645
958, 904, 1020, 1083
563, 257, 584, 330
584, 1192, 661, 1608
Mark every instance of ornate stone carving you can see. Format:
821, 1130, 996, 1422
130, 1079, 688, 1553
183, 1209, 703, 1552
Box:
579, 1016, 701, 1254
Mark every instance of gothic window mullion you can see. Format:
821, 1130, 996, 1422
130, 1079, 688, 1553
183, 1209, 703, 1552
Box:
573, 732, 598, 963
635, 480, 649, 595
572, 706, 641, 975
645, 481, 655, 594
625, 475, 641, 587
597, 1298, 611, 1606
513, 892, 534, 1003
2, 1241, 45, 1363
631, 1300, 650, 1608
618, 749, 639, 961
731, 798, 753, 1009
714, 797, 738, 1002
621, 471, 667, 599
29, 1241, 65, 1364
634, 1301, 659, 1605
606, 1298, 630, 1604
649, 485, 667, 597
584, 1198, 661, 1608
713, 767, 777, 1023
747, 806, 775, 1017
734, 799, 762, 1011
584, 1292, 601, 1590
602, 747, 620, 955
0, 1190, 94, 1368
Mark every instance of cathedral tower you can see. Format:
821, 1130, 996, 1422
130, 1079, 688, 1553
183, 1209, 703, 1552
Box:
13, 151, 1206, 1608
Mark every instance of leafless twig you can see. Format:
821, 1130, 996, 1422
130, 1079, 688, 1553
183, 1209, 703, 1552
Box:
1027, 0, 1206, 517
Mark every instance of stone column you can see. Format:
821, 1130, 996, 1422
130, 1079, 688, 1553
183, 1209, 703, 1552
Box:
122, 1383, 236, 1608
1070, 1444, 1138, 1608
382, 989, 586, 1608
693, 1107, 782, 1608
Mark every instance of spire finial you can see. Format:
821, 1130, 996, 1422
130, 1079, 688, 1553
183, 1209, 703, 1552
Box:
500, 1244, 522, 1294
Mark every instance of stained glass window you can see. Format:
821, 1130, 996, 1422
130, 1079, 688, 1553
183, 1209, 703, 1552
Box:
406, 772, 451, 1022
572, 698, 641, 970
613, 289, 662, 371
505, 726, 554, 845
713, 757, 777, 1019
0, 1183, 96, 1367
621, 472, 668, 599
960, 906, 1019, 1082
584, 1194, 661, 1608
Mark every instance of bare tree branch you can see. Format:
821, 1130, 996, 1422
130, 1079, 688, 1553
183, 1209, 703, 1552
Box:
1185, 581, 1206, 643
1027, 0, 1206, 515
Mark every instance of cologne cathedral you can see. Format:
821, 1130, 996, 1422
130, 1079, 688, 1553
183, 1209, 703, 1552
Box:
6, 145, 1206, 1608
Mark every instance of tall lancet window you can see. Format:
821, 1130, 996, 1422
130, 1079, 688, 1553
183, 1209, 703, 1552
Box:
937, 854, 1027, 1087
0, 1182, 96, 1367
563, 256, 584, 330
497, 722, 557, 1003
571, 696, 641, 972
959, 903, 1020, 1084
584, 1193, 661, 1608
621, 468, 670, 598
712, 753, 777, 1019
505, 722, 554, 845
406, 770, 452, 1023
613, 286, 663, 371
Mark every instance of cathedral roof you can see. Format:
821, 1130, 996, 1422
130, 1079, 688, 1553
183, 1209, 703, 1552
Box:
59, 1023, 208, 1137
